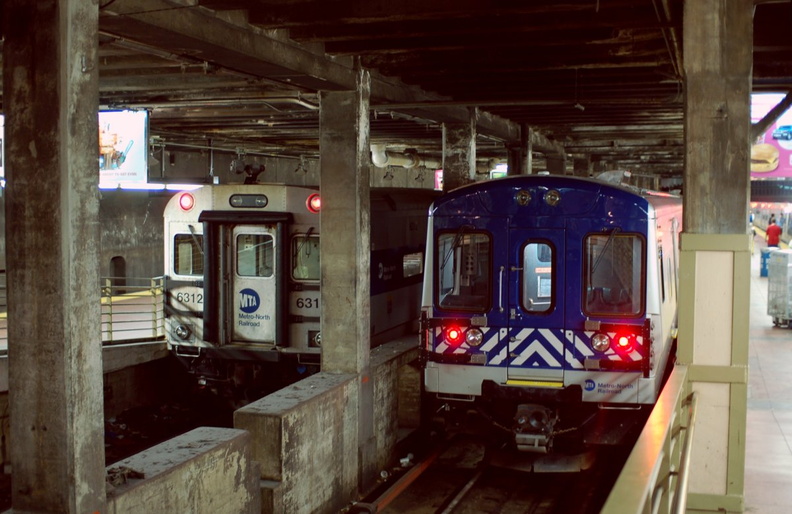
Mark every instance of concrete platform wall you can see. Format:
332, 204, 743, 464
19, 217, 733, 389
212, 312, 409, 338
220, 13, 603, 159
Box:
371, 340, 421, 470
106, 426, 260, 513
235, 338, 420, 513
235, 372, 358, 513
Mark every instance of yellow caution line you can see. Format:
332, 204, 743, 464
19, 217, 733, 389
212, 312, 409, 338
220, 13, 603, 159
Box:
506, 379, 564, 388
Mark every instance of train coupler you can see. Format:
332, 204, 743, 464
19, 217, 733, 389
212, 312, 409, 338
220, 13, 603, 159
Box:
514, 404, 558, 453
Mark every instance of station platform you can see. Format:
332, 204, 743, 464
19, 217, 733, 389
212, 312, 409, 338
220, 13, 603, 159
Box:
746, 236, 792, 513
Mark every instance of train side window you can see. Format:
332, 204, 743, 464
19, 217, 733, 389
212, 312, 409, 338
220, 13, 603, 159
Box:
292, 234, 320, 281
403, 252, 423, 278
583, 232, 644, 317
436, 231, 491, 311
522, 242, 553, 313
174, 234, 203, 276
237, 234, 274, 277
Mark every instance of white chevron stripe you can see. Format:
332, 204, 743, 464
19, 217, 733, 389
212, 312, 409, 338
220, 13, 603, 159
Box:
574, 334, 594, 357
479, 329, 500, 352
489, 347, 508, 365
539, 328, 564, 352
512, 341, 562, 367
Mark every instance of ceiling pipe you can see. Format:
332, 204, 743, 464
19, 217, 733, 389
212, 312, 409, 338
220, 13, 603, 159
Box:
370, 144, 441, 169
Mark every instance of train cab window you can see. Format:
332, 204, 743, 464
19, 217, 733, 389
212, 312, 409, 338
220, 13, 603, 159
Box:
237, 234, 274, 277
437, 231, 491, 311
583, 232, 644, 317
173, 234, 203, 276
292, 234, 320, 281
522, 242, 553, 313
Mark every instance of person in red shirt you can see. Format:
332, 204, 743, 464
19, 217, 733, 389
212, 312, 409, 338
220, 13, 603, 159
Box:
766, 220, 782, 247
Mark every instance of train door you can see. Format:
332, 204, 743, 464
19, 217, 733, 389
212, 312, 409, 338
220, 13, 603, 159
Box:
200, 212, 288, 347
505, 229, 566, 383
230, 225, 278, 343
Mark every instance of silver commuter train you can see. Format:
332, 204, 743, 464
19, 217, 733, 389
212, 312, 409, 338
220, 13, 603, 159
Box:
420, 175, 682, 454
163, 183, 433, 400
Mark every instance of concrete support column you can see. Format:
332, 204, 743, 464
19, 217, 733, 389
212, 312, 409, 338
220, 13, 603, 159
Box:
319, 69, 376, 491
506, 145, 524, 176
680, 0, 752, 512
442, 111, 476, 191
3, 1, 106, 512
506, 124, 533, 176
573, 157, 592, 177
546, 155, 567, 175
523, 125, 534, 175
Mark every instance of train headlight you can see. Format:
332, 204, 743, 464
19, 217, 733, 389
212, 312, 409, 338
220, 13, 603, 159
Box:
465, 328, 484, 347
591, 333, 611, 352
544, 189, 561, 207
445, 326, 463, 346
174, 324, 192, 340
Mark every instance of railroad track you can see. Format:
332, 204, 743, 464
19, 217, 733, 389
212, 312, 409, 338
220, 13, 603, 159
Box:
350, 434, 630, 514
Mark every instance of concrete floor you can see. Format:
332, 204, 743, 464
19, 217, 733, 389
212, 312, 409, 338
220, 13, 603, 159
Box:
745, 236, 792, 514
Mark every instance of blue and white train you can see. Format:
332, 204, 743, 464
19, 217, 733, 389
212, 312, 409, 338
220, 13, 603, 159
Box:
420, 175, 682, 454
163, 184, 432, 401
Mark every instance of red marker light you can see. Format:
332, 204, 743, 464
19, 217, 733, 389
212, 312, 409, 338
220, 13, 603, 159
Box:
615, 333, 634, 350
178, 193, 195, 211
307, 193, 321, 213
446, 326, 463, 346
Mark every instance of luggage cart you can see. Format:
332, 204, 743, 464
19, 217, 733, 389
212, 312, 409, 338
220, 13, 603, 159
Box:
767, 249, 792, 327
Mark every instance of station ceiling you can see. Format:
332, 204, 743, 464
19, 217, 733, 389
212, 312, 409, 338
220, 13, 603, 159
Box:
29, 2, 792, 177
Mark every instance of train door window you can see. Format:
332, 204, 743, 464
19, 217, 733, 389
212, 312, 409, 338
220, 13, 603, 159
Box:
522, 242, 553, 313
292, 233, 320, 281
583, 232, 644, 317
237, 234, 274, 277
437, 231, 491, 311
174, 233, 203, 276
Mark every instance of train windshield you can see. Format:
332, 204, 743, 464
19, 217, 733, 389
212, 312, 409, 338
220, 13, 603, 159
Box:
292, 233, 320, 281
173, 233, 204, 276
584, 232, 644, 316
436, 230, 491, 311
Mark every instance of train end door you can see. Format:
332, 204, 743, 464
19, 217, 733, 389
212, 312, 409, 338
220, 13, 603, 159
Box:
506, 229, 566, 385
201, 213, 288, 348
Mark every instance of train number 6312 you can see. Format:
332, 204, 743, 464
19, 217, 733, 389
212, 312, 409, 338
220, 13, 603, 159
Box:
175, 292, 204, 303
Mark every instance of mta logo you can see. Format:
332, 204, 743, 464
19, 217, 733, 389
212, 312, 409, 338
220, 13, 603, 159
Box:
584, 379, 596, 391
239, 288, 260, 314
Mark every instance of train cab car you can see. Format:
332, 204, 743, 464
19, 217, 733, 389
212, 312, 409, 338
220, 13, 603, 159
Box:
164, 183, 432, 401
420, 175, 682, 453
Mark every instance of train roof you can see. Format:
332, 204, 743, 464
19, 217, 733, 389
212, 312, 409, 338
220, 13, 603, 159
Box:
431, 175, 681, 219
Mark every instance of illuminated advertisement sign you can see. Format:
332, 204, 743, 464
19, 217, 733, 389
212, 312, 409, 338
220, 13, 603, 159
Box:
98, 110, 149, 187
752, 93, 792, 179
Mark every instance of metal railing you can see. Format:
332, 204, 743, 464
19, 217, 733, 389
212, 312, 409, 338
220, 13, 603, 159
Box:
601, 364, 696, 514
0, 276, 166, 349
101, 276, 166, 343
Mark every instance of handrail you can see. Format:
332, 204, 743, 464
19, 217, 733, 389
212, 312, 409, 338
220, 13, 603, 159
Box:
601, 364, 694, 514
673, 391, 698, 513
0, 276, 166, 349
101, 276, 166, 344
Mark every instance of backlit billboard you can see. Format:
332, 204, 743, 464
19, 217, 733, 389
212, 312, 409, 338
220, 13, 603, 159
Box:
752, 93, 792, 179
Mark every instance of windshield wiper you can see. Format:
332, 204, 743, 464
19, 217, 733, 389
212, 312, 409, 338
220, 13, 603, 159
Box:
294, 226, 316, 260
591, 227, 620, 274
441, 224, 475, 271
188, 224, 204, 257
